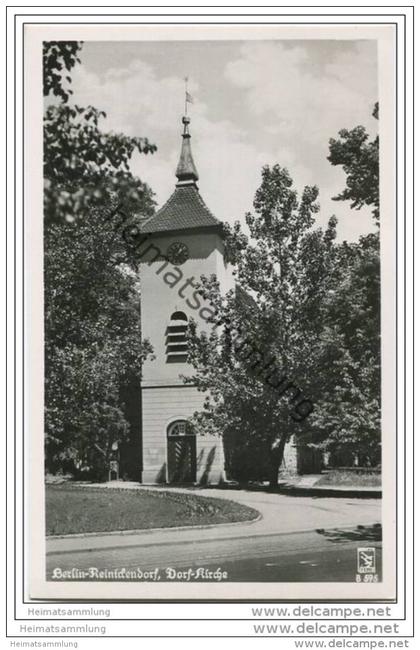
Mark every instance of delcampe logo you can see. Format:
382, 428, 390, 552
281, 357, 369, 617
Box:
357, 548, 376, 574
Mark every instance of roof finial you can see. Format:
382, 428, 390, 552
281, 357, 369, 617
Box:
176, 114, 199, 186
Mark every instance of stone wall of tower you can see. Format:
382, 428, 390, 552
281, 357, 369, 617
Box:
140, 230, 233, 387
139, 229, 233, 484
141, 385, 224, 484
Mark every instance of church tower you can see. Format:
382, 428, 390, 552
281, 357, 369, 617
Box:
139, 115, 234, 484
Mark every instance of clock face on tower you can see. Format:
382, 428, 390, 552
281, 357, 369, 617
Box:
167, 241, 189, 266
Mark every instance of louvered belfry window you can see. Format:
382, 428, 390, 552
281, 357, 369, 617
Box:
166, 311, 188, 360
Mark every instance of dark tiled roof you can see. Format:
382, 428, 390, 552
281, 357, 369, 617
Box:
140, 184, 221, 234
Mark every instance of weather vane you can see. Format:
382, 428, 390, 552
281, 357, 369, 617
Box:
184, 76, 194, 116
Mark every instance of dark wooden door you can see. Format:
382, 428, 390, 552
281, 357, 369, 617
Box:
167, 436, 197, 483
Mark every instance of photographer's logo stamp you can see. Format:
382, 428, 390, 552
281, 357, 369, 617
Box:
357, 547, 376, 574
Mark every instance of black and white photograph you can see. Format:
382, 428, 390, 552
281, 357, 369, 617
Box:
24, 22, 398, 601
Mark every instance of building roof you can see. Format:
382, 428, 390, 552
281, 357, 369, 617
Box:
140, 184, 221, 234
140, 115, 222, 235
175, 116, 199, 184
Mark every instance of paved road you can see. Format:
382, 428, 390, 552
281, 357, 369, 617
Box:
47, 525, 382, 582
46, 490, 382, 583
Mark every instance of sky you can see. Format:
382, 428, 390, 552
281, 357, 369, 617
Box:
68, 39, 379, 242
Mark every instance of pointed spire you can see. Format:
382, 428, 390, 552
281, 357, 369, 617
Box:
176, 116, 199, 186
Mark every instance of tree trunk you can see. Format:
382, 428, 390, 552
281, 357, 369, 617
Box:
268, 436, 287, 490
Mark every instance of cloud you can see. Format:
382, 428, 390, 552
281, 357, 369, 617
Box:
70, 55, 314, 230
224, 41, 378, 142
68, 41, 378, 240
71, 59, 188, 136
224, 40, 378, 238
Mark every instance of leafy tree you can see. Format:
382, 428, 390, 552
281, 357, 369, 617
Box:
43, 41, 83, 101
186, 150, 381, 484
43, 41, 156, 225
44, 42, 155, 477
186, 165, 340, 487
309, 233, 381, 466
328, 103, 379, 222
45, 214, 154, 478
320, 105, 381, 465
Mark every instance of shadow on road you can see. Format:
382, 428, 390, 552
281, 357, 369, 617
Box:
315, 523, 382, 543
170, 483, 381, 499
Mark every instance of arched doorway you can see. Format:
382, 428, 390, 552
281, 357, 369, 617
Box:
167, 420, 196, 483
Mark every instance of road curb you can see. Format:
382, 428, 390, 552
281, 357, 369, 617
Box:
47, 511, 262, 542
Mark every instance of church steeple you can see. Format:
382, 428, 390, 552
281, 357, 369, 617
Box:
140, 113, 220, 235
175, 116, 199, 186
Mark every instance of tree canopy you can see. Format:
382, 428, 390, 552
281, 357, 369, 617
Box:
186, 107, 381, 484
186, 165, 342, 486
328, 103, 379, 222
43, 41, 156, 225
44, 42, 155, 478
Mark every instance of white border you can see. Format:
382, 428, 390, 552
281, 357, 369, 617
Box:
5, 4, 414, 640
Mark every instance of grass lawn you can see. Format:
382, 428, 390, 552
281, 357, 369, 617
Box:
314, 470, 381, 488
46, 485, 260, 536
